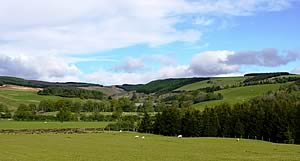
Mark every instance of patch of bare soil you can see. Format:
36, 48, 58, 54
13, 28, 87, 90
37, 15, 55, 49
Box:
0, 84, 42, 92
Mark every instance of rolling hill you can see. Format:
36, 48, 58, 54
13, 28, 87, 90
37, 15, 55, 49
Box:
176, 77, 246, 91
192, 83, 290, 110
118, 77, 209, 94
0, 73, 299, 111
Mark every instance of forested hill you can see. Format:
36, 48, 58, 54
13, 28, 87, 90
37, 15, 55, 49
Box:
118, 77, 209, 94
0, 76, 102, 88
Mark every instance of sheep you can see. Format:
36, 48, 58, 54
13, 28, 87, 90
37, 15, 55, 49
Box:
141, 136, 145, 139
134, 135, 139, 139
119, 130, 122, 133
236, 138, 240, 142
178, 135, 182, 138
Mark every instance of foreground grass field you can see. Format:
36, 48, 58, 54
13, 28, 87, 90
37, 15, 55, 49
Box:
0, 132, 299, 161
0, 121, 111, 129
193, 83, 286, 109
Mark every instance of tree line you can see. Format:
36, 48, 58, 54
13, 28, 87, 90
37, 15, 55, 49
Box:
139, 91, 300, 144
38, 87, 104, 99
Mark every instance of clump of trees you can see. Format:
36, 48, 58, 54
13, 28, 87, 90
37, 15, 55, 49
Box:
161, 90, 223, 107
139, 91, 300, 144
106, 115, 140, 131
38, 87, 104, 99
38, 99, 112, 113
0, 103, 11, 118
13, 104, 56, 121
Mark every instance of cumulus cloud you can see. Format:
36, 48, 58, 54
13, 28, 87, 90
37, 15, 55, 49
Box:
0, 55, 80, 82
189, 51, 240, 76
0, 0, 295, 56
0, 0, 297, 83
114, 57, 145, 73
226, 48, 300, 67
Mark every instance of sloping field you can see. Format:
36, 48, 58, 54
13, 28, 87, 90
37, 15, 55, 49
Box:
0, 88, 81, 110
193, 83, 286, 109
79, 86, 126, 96
0, 132, 299, 161
176, 77, 246, 91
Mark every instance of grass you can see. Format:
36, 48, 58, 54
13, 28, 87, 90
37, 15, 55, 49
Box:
176, 77, 246, 91
0, 120, 112, 129
193, 83, 285, 110
0, 88, 86, 110
0, 132, 299, 161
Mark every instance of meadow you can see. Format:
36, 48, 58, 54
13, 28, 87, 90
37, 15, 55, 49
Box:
0, 120, 111, 129
0, 132, 299, 161
0, 88, 81, 110
176, 77, 246, 91
192, 83, 286, 109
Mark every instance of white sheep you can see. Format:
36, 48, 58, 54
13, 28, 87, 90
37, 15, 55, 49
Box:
236, 138, 240, 142
119, 130, 122, 133
141, 136, 145, 139
178, 135, 182, 138
135, 135, 139, 138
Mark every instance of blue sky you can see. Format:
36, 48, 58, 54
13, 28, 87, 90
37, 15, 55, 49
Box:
0, 0, 299, 85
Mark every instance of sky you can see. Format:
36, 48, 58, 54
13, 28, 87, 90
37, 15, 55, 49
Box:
0, 0, 300, 85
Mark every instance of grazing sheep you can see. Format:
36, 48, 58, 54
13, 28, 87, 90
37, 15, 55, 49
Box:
141, 136, 145, 139
119, 130, 122, 133
236, 138, 240, 142
135, 135, 139, 138
44, 121, 48, 124
178, 135, 182, 138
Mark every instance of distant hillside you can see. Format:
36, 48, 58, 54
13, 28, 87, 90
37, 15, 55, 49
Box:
243, 72, 292, 83
176, 77, 245, 91
116, 84, 143, 91
119, 77, 209, 94
136, 78, 205, 94
0, 76, 102, 88
244, 72, 291, 77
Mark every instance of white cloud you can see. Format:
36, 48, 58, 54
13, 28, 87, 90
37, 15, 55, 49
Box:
114, 57, 145, 73
85, 70, 157, 85
193, 17, 214, 26
0, 55, 81, 82
0, 0, 296, 83
189, 51, 240, 76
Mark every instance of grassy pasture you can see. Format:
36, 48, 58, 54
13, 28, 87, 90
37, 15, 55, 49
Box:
0, 132, 299, 161
0, 88, 81, 110
0, 121, 112, 129
176, 77, 246, 91
0, 88, 90, 111
193, 83, 285, 110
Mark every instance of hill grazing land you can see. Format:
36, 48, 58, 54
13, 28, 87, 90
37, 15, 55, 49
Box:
0, 132, 299, 161
192, 83, 288, 109
0, 87, 81, 110
118, 77, 209, 93
0, 76, 102, 88
176, 77, 246, 91
0, 73, 300, 161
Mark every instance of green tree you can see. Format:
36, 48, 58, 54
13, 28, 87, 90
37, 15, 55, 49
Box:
138, 112, 152, 133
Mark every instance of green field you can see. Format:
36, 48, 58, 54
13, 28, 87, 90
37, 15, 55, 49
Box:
0, 132, 299, 161
176, 77, 246, 91
193, 83, 286, 109
0, 88, 84, 110
0, 121, 112, 129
